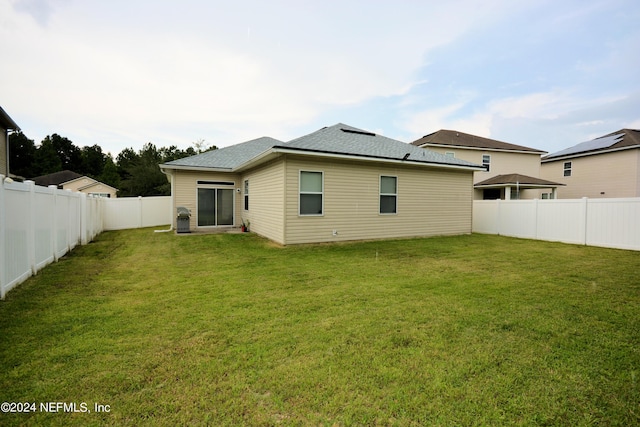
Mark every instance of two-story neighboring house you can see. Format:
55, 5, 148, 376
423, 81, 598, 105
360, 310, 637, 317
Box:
411, 130, 563, 200
541, 129, 640, 199
0, 106, 20, 177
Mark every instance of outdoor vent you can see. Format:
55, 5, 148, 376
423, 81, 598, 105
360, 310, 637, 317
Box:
340, 128, 376, 137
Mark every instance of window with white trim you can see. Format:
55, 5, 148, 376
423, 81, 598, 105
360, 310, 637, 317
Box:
299, 171, 323, 215
244, 180, 249, 210
380, 176, 397, 214
563, 161, 572, 177
482, 154, 491, 171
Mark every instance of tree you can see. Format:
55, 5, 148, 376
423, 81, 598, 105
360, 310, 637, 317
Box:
81, 144, 107, 178
118, 143, 169, 196
100, 155, 120, 190
33, 137, 62, 176
8, 131, 37, 178
42, 134, 82, 171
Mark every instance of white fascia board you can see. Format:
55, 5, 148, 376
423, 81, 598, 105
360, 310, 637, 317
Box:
270, 147, 485, 171
541, 145, 640, 163
419, 143, 546, 155
159, 164, 233, 173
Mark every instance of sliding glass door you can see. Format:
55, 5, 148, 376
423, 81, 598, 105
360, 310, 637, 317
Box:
197, 188, 234, 227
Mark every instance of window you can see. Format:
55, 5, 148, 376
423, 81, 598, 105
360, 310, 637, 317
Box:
244, 180, 249, 210
197, 187, 234, 226
482, 154, 491, 171
299, 171, 323, 215
380, 176, 397, 214
563, 162, 572, 177
445, 151, 455, 158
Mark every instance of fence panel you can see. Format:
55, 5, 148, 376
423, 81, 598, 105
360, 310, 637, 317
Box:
586, 198, 640, 250
473, 198, 640, 251
536, 199, 586, 245
103, 196, 171, 231
0, 178, 105, 299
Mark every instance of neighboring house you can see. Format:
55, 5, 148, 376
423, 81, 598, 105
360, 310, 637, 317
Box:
411, 130, 563, 199
32, 170, 118, 198
159, 123, 484, 245
541, 129, 640, 199
0, 106, 21, 177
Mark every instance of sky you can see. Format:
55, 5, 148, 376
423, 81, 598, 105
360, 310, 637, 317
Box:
1, 0, 639, 157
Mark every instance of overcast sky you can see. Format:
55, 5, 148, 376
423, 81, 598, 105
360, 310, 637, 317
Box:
2, 0, 639, 157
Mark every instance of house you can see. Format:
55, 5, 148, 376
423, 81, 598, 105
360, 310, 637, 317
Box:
32, 170, 118, 198
0, 106, 20, 177
411, 130, 563, 200
159, 123, 484, 245
540, 129, 640, 199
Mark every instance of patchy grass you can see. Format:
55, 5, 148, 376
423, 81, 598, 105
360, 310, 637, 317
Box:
0, 230, 638, 426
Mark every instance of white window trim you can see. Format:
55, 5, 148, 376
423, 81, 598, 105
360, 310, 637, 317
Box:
482, 154, 491, 172
196, 182, 236, 228
299, 170, 324, 216
563, 161, 572, 177
244, 179, 249, 211
379, 175, 398, 215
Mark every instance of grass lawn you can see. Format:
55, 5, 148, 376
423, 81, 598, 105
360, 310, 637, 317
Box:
1, 230, 639, 426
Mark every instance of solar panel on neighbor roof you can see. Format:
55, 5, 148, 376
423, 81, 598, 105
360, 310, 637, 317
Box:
549, 133, 623, 157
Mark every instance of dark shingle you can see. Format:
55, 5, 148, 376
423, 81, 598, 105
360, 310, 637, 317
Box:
412, 129, 545, 153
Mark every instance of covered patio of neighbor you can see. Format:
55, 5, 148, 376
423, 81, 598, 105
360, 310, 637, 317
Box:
475, 173, 565, 200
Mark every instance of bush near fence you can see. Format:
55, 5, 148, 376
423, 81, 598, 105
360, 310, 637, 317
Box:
473, 197, 640, 251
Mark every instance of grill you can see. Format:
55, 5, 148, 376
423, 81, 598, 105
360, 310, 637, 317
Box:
176, 207, 191, 233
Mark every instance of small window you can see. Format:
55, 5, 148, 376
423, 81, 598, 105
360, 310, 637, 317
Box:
563, 162, 572, 177
244, 180, 249, 210
380, 176, 397, 214
299, 171, 323, 215
482, 154, 491, 171
445, 151, 455, 158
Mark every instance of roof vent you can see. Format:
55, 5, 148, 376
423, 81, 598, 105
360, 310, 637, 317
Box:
341, 128, 376, 137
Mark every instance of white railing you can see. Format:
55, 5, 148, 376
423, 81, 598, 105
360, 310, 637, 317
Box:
473, 198, 640, 251
0, 177, 104, 299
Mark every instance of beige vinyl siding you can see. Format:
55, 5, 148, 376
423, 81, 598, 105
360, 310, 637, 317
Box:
283, 155, 473, 245
427, 147, 543, 199
172, 170, 240, 230
0, 130, 7, 176
240, 158, 285, 244
540, 149, 640, 198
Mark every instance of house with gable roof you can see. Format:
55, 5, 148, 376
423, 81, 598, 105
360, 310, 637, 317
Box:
541, 129, 640, 198
411, 130, 563, 200
33, 170, 118, 198
159, 123, 484, 245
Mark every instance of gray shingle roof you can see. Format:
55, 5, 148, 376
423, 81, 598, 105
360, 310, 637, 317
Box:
161, 123, 482, 171
162, 136, 282, 169
280, 123, 480, 168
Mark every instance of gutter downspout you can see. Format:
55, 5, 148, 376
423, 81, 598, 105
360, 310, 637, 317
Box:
155, 168, 174, 233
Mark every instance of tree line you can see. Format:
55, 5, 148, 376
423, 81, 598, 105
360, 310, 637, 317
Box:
9, 132, 215, 197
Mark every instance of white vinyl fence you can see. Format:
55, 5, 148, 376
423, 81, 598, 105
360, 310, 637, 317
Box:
473, 198, 640, 251
0, 178, 104, 299
103, 196, 171, 230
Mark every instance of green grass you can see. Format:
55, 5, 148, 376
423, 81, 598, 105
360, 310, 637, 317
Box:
1, 230, 639, 426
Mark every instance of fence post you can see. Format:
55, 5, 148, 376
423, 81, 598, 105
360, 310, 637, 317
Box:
0, 175, 5, 299
533, 198, 539, 241
139, 196, 143, 228
495, 199, 502, 235
49, 185, 59, 261
80, 192, 88, 245
26, 181, 36, 274
580, 197, 588, 246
